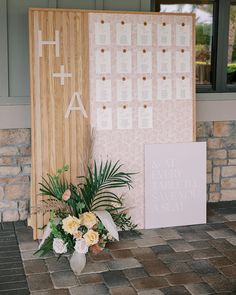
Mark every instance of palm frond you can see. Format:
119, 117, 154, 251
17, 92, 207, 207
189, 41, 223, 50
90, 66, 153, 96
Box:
77, 160, 134, 212
39, 173, 69, 200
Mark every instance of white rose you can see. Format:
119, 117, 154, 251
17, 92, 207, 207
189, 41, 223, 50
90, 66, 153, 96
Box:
53, 238, 67, 254
74, 238, 88, 254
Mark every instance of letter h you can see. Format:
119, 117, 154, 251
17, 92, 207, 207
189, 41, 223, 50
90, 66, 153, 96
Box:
38, 30, 60, 57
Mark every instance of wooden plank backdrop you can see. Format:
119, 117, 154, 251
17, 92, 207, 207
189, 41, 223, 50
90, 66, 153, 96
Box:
29, 9, 90, 239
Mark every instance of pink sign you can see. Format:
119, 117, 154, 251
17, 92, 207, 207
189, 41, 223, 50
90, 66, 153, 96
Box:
145, 142, 206, 228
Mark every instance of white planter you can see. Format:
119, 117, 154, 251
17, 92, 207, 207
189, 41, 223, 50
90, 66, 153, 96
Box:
69, 251, 86, 275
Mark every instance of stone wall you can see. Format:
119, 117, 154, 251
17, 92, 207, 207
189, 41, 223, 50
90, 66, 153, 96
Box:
0, 129, 31, 222
197, 121, 236, 202
0, 122, 236, 221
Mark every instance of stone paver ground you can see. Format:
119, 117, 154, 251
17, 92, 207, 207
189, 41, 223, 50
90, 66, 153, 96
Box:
1, 201, 236, 294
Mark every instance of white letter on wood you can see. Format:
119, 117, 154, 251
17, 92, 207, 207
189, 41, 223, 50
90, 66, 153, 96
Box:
52, 65, 72, 85
38, 30, 60, 57
65, 92, 88, 119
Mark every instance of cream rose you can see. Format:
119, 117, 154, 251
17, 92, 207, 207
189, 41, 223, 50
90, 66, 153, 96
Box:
80, 212, 97, 229
62, 215, 81, 235
84, 229, 99, 246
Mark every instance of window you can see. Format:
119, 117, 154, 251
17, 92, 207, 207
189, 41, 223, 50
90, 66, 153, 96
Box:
154, 0, 236, 93
228, 3, 236, 84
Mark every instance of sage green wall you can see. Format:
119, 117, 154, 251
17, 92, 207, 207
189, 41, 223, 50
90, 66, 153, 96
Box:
0, 0, 236, 128
0, 0, 152, 106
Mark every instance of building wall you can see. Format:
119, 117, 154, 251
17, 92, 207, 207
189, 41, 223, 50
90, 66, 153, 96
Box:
197, 121, 236, 202
1, 0, 236, 130
1, 121, 236, 221
0, 129, 31, 222
0, 1, 236, 220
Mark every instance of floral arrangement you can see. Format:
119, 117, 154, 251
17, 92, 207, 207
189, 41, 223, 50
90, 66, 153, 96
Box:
35, 160, 137, 273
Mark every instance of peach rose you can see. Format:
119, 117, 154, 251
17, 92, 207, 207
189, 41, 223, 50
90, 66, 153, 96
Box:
73, 231, 83, 240
62, 189, 71, 201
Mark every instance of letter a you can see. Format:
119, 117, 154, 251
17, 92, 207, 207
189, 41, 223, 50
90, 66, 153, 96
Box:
65, 92, 88, 119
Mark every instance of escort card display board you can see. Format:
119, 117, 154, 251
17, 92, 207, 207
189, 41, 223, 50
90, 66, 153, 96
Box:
29, 9, 196, 237
145, 143, 206, 228
89, 12, 196, 228
29, 9, 90, 239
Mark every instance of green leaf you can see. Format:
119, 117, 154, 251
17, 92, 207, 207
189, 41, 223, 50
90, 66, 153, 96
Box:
77, 160, 135, 214
76, 202, 85, 214
35, 234, 54, 256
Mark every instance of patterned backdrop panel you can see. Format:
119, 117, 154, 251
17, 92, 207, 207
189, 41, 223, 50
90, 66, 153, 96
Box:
89, 12, 195, 228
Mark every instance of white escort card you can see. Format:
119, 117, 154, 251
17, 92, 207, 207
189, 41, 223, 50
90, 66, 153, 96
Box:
157, 23, 172, 46
157, 78, 172, 100
157, 51, 172, 73
95, 50, 111, 74
176, 24, 191, 46
96, 79, 112, 102
138, 106, 153, 129
95, 22, 111, 45
97, 107, 112, 130
117, 50, 132, 73
145, 143, 206, 228
137, 23, 152, 46
117, 78, 132, 101
137, 50, 152, 73
176, 77, 191, 100
117, 107, 132, 129
116, 23, 132, 46
176, 51, 191, 73
137, 78, 152, 101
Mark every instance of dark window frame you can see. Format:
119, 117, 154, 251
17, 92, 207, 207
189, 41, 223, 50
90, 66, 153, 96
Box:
153, 0, 236, 93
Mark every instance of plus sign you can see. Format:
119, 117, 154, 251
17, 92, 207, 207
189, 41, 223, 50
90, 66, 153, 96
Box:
52, 65, 72, 85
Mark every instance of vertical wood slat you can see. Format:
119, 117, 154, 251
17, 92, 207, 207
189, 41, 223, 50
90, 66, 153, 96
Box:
0, 0, 9, 97
62, 12, 71, 180
29, 9, 90, 239
29, 11, 43, 237
69, 11, 77, 183
81, 12, 91, 176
